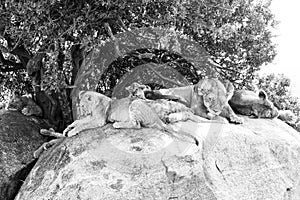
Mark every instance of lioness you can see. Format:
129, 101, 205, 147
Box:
229, 90, 278, 118
34, 80, 239, 157
35, 85, 204, 157
155, 78, 244, 124
125, 82, 224, 124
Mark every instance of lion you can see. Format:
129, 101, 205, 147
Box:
65, 83, 213, 140
155, 78, 244, 124
7, 93, 43, 117
63, 91, 112, 136
229, 90, 278, 118
124, 82, 225, 124
34, 79, 237, 158
34, 84, 208, 157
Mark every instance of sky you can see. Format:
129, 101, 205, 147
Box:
259, 0, 300, 97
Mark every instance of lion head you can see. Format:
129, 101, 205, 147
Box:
125, 82, 151, 99
193, 78, 228, 117
78, 91, 111, 120
229, 90, 278, 119
256, 91, 278, 118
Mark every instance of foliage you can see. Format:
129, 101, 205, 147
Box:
96, 48, 200, 96
0, 0, 277, 120
257, 73, 300, 117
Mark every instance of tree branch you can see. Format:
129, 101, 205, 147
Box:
10, 44, 32, 67
117, 16, 128, 31
104, 22, 121, 57
148, 63, 185, 87
10, 45, 32, 59
104, 22, 116, 40
208, 58, 242, 76
71, 44, 84, 85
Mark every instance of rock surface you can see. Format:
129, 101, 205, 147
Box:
15, 116, 300, 200
0, 110, 50, 200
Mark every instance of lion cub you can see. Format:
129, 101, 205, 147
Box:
229, 90, 278, 118
7, 93, 42, 117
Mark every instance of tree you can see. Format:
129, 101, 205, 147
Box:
257, 73, 300, 117
0, 0, 277, 128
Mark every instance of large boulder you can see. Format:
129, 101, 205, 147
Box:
15, 116, 300, 200
0, 110, 50, 200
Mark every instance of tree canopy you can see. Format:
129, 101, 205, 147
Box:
0, 0, 278, 126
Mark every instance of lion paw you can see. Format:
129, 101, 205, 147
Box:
33, 139, 61, 158
62, 120, 82, 137
113, 122, 122, 129
231, 116, 244, 124
167, 113, 182, 123
63, 127, 80, 137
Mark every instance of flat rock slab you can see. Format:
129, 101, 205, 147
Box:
15, 116, 300, 200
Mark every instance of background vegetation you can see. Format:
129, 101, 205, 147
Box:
257, 73, 300, 118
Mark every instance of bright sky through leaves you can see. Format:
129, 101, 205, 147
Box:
260, 0, 300, 97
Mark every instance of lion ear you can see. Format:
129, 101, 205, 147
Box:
125, 85, 132, 91
79, 91, 86, 99
258, 90, 267, 100
193, 84, 200, 94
